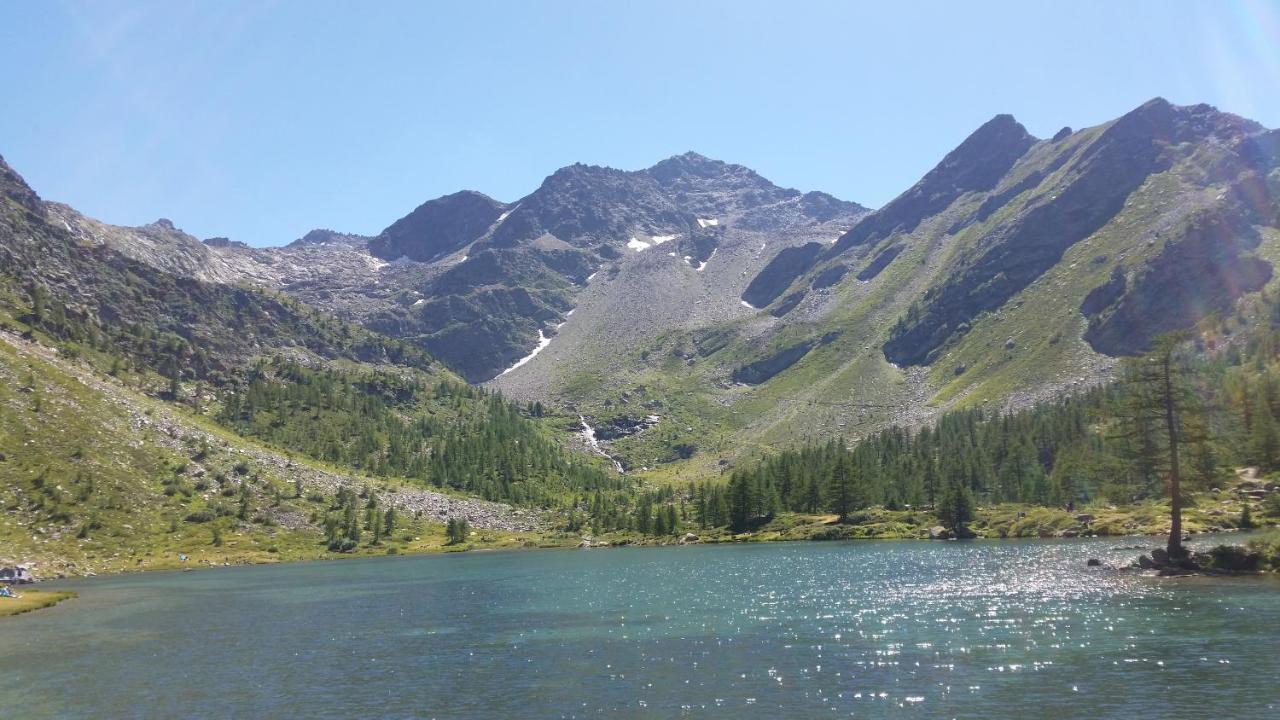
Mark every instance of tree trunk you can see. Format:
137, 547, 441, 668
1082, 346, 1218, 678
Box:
1162, 353, 1184, 558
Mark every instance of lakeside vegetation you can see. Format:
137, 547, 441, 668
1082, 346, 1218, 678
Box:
0, 590, 75, 618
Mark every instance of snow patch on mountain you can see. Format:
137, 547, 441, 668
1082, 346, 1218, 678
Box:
492, 204, 518, 228
499, 330, 553, 376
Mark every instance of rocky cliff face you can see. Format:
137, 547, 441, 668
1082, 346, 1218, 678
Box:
1084, 206, 1273, 355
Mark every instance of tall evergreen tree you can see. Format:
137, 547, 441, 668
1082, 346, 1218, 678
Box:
1118, 331, 1195, 558
826, 454, 858, 523
937, 476, 975, 536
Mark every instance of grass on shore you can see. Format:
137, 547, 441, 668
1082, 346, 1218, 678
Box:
0, 590, 76, 618
1248, 531, 1280, 571
587, 492, 1275, 547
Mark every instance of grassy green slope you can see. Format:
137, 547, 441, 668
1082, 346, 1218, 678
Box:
0, 327, 562, 578
552, 107, 1279, 484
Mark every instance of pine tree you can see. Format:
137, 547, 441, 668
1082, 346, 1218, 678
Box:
826, 454, 858, 523
919, 456, 938, 508
653, 507, 669, 535
727, 471, 756, 531
1047, 446, 1088, 507
237, 483, 252, 521
1118, 331, 1195, 557
937, 476, 975, 536
30, 284, 46, 324
445, 517, 470, 545
1249, 390, 1279, 471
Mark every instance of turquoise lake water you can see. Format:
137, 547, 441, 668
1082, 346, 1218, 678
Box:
1, 535, 1277, 719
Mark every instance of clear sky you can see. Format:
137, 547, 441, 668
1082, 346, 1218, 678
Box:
3, 1, 1278, 246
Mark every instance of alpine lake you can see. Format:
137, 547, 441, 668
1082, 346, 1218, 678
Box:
2, 534, 1277, 719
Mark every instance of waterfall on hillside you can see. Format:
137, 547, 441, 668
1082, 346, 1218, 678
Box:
579, 415, 624, 473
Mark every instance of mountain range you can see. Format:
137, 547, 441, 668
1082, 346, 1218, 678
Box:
5, 97, 1279, 481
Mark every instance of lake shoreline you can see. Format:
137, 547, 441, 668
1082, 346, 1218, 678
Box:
8, 477, 1279, 594
0, 590, 76, 618
20, 516, 1279, 592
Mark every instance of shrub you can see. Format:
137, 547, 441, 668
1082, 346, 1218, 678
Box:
1248, 533, 1280, 571
1263, 494, 1280, 517
1201, 544, 1261, 572
327, 537, 357, 553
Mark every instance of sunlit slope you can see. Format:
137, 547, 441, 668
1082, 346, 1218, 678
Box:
547, 100, 1279, 476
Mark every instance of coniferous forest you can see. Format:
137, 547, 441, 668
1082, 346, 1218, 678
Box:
690, 301, 1280, 535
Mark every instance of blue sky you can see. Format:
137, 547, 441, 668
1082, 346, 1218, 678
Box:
3, 1, 1278, 246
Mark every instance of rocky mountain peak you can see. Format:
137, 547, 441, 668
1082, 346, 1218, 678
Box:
1108, 98, 1263, 147
831, 113, 1035, 253
368, 190, 507, 262
489, 163, 679, 248
647, 151, 780, 200
646, 151, 735, 182
924, 114, 1037, 193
